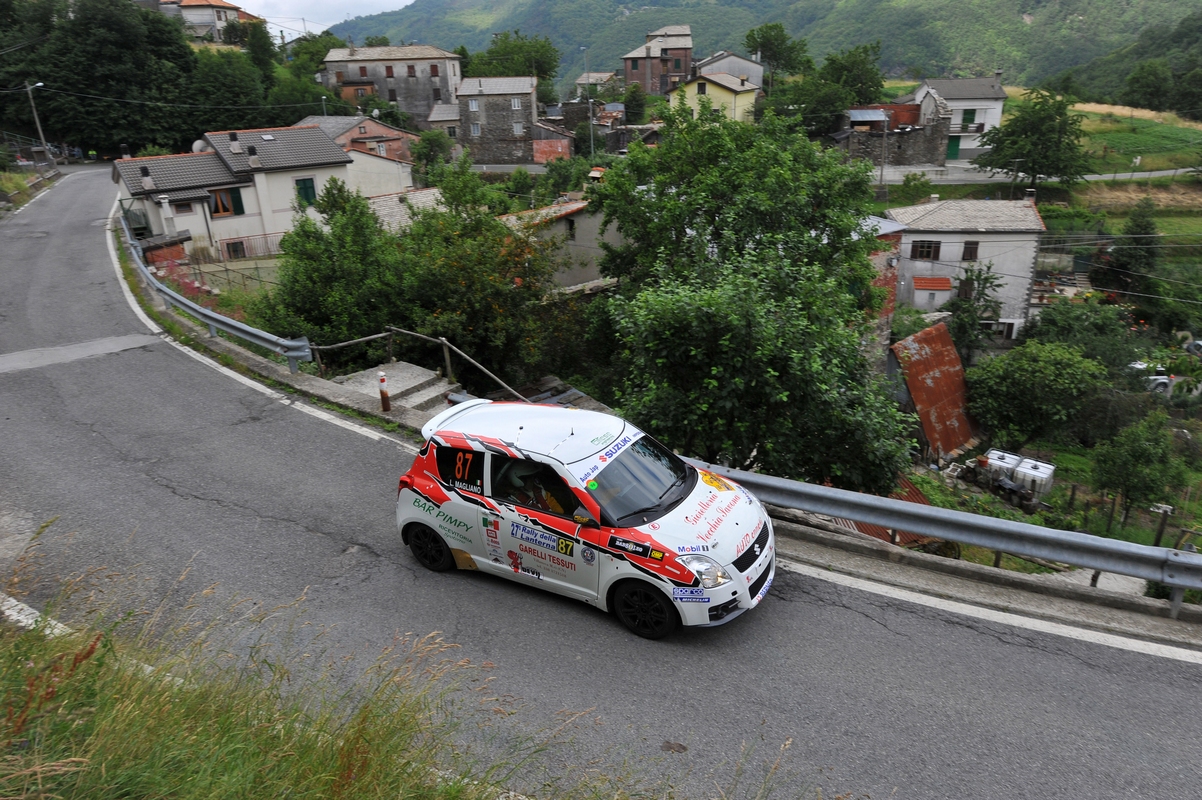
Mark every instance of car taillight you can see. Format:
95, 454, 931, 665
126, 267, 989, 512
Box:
397, 475, 413, 496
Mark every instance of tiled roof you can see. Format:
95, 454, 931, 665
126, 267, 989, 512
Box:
294, 115, 368, 139
623, 36, 692, 60
695, 51, 757, 69
324, 45, 458, 62
533, 120, 573, 137
649, 24, 691, 37
886, 199, 1045, 232
680, 73, 759, 93
499, 199, 589, 229
456, 77, 538, 96
427, 104, 460, 122
924, 77, 1007, 101
112, 151, 240, 198
368, 188, 443, 232
179, 0, 242, 7
204, 126, 352, 173
575, 72, 615, 85
913, 276, 954, 291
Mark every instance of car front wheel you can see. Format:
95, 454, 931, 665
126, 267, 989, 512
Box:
612, 581, 679, 639
408, 524, 455, 571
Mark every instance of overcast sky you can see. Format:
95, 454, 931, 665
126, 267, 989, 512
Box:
238, 0, 415, 41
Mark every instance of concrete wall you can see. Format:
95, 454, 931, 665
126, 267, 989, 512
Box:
841, 114, 950, 167
346, 150, 413, 196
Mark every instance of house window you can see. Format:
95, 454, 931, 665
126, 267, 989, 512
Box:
512, 122, 523, 136
388, 89, 397, 101
430, 64, 439, 77
335, 71, 344, 82
172, 202, 193, 215
565, 217, 576, 241
359, 126, 367, 134
355, 88, 366, 97
910, 240, 941, 260
433, 88, 441, 102
471, 123, 480, 137
962, 240, 979, 261
631, 58, 639, 71
359, 66, 368, 78
696, 81, 706, 95
674, 58, 681, 70
961, 109, 977, 127
377, 143, 387, 156
928, 293, 936, 305
295, 177, 317, 207
386, 65, 394, 78
226, 240, 246, 259
407, 64, 416, 77
468, 98, 479, 112
452, 63, 457, 76
209, 188, 243, 217
511, 97, 522, 109
447, 126, 456, 139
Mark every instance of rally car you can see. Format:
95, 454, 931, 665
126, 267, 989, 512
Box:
395, 399, 775, 639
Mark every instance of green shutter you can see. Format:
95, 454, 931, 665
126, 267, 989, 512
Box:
295, 178, 316, 207
230, 187, 245, 216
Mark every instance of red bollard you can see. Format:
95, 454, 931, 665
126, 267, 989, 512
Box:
378, 371, 391, 412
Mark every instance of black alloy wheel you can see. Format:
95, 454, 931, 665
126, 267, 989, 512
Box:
409, 524, 455, 571
613, 581, 679, 639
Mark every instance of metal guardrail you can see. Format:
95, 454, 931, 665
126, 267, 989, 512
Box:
687, 459, 1202, 618
116, 214, 312, 373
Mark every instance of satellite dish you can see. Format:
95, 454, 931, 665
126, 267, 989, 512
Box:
372, 108, 380, 118
191, 139, 207, 153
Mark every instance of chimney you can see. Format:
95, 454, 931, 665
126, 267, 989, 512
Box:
247, 145, 261, 169
740, 77, 745, 87
120, 143, 130, 159
1025, 188, 1036, 203
228, 131, 242, 154
139, 165, 155, 191
348, 37, 355, 56
921, 193, 939, 204
159, 195, 176, 237
995, 68, 1003, 85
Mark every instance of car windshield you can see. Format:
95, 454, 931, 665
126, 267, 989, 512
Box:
585, 436, 694, 525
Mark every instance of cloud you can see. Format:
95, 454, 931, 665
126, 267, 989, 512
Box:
237, 0, 416, 40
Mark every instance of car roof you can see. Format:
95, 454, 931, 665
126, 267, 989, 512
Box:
425, 400, 633, 466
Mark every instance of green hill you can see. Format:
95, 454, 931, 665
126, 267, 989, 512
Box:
329, 0, 1202, 94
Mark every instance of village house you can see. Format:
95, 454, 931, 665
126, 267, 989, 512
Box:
111, 126, 395, 263
295, 115, 419, 163
456, 77, 539, 164
832, 95, 952, 168
499, 200, 623, 288
575, 72, 617, 98
695, 51, 763, 88
671, 73, 760, 123
895, 72, 1007, 160
886, 193, 1045, 340
622, 25, 693, 96
159, 0, 261, 40
321, 44, 462, 129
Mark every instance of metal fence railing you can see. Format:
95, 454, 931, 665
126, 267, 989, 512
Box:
686, 458, 1202, 619
116, 214, 311, 373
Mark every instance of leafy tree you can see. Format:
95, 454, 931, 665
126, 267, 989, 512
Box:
357, 93, 404, 128
221, 19, 247, 46
1019, 299, 1150, 379
1121, 59, 1173, 111
410, 129, 452, 184
611, 245, 913, 494
574, 121, 596, 159
972, 89, 1091, 189
364, 35, 390, 47
1093, 197, 1159, 298
623, 82, 646, 124
1174, 68, 1202, 121
588, 100, 879, 297
763, 77, 853, 136
817, 42, 883, 106
940, 262, 1003, 364
135, 144, 172, 157
245, 21, 277, 90
743, 23, 813, 94
966, 341, 1108, 450
265, 74, 349, 126
188, 48, 266, 134
453, 44, 471, 74
286, 31, 345, 80
892, 172, 935, 205
1092, 410, 1187, 527
463, 30, 559, 104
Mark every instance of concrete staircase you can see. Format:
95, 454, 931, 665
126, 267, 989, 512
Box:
334, 361, 461, 423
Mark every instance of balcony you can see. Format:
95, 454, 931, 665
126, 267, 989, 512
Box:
951, 122, 986, 134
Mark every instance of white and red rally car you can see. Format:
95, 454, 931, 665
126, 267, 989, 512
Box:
396, 399, 775, 639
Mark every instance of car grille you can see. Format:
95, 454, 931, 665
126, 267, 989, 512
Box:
731, 523, 770, 573
748, 557, 773, 600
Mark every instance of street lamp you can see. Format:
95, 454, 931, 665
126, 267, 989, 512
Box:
580, 46, 594, 158
24, 81, 54, 170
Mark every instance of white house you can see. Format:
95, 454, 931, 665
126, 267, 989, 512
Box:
695, 51, 763, 89
113, 126, 358, 261
167, 0, 258, 40
886, 194, 1045, 340
898, 71, 1007, 160
346, 149, 413, 196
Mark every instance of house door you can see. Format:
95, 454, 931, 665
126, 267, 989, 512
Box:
946, 135, 961, 159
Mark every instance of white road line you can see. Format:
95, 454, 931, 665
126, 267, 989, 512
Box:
780, 558, 1202, 665
105, 195, 416, 453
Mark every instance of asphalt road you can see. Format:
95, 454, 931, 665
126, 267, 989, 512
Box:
2, 167, 1201, 799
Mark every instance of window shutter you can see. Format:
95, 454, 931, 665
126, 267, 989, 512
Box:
230, 187, 244, 216
910, 241, 921, 259
931, 241, 941, 260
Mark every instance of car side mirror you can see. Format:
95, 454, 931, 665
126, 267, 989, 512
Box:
573, 509, 600, 528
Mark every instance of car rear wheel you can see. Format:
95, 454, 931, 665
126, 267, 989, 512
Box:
409, 524, 455, 571
612, 581, 679, 639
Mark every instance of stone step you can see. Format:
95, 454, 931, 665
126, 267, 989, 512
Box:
401, 380, 462, 412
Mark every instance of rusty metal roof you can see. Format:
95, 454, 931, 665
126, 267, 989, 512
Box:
890, 323, 978, 459
847, 476, 937, 547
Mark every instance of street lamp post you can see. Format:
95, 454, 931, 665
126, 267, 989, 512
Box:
580, 46, 594, 158
25, 82, 54, 170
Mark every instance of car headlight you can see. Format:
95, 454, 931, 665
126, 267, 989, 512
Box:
677, 554, 732, 589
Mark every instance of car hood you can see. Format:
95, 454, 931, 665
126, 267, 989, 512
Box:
631, 469, 766, 567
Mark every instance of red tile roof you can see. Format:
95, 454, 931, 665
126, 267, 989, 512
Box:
912, 276, 953, 291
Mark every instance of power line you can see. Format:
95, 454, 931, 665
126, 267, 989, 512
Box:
36, 86, 330, 111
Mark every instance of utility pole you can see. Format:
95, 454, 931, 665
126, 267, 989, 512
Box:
879, 109, 890, 196
25, 82, 53, 171
1009, 158, 1024, 200
581, 46, 594, 159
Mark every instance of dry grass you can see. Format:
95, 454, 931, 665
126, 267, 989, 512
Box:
1078, 181, 1202, 210
1072, 102, 1202, 131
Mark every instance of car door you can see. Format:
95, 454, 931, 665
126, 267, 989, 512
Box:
423, 441, 488, 562
484, 454, 600, 602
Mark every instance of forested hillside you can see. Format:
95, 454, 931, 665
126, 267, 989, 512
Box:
331, 0, 1202, 90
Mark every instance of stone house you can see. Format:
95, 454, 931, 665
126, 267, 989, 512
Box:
499, 200, 624, 288
832, 99, 951, 167
896, 72, 1007, 160
695, 51, 763, 88
886, 194, 1045, 339
295, 115, 419, 163
111, 126, 405, 262
671, 73, 760, 123
622, 25, 693, 96
456, 77, 538, 164
321, 45, 462, 129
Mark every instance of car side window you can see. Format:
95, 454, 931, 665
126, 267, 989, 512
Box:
434, 445, 484, 493
490, 456, 578, 517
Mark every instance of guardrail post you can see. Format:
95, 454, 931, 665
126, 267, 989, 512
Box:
1154, 508, 1170, 548
313, 347, 325, 379
440, 338, 454, 382
207, 322, 217, 338
378, 371, 391, 412
287, 357, 299, 374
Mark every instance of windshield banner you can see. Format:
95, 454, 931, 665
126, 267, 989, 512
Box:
569, 430, 644, 487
